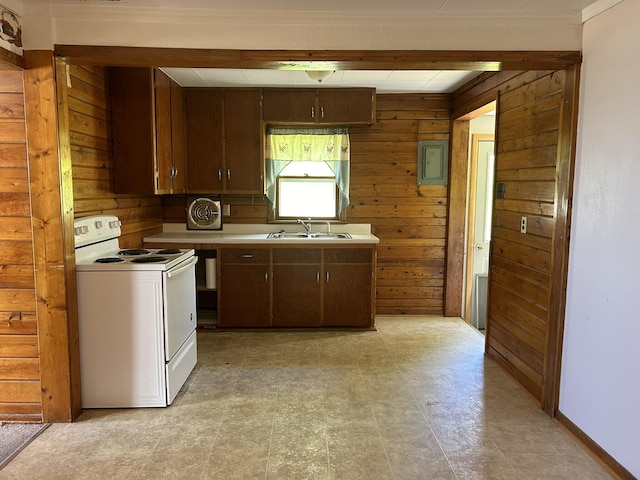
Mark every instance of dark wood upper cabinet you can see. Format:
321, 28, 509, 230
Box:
262, 88, 376, 125
184, 88, 263, 194
223, 89, 264, 193
317, 89, 376, 125
184, 89, 224, 192
110, 67, 185, 195
262, 89, 318, 123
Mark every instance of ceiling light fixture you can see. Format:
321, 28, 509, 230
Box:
305, 70, 335, 83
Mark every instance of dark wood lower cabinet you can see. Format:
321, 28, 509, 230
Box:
218, 259, 270, 328
272, 264, 322, 327
218, 245, 375, 328
324, 263, 373, 327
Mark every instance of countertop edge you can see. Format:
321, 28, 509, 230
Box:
143, 233, 379, 245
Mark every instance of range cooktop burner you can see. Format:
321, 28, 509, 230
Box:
156, 249, 182, 255
130, 256, 168, 264
95, 257, 125, 264
118, 249, 151, 256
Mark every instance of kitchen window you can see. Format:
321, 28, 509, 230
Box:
265, 127, 350, 220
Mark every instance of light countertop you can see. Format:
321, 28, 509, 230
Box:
143, 223, 379, 245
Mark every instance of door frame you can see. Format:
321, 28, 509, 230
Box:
464, 132, 495, 324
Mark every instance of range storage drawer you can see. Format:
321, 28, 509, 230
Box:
220, 248, 269, 264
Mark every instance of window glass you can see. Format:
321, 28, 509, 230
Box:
277, 176, 337, 218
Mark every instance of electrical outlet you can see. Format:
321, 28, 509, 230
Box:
521, 216, 527, 234
223, 204, 231, 216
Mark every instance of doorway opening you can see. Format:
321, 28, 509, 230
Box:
459, 102, 496, 333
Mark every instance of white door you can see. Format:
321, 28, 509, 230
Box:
470, 137, 494, 330
472, 139, 494, 276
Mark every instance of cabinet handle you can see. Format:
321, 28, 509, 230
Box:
316, 272, 320, 283
326, 271, 330, 283
218, 169, 222, 181
227, 168, 231, 181
311, 105, 315, 118
241, 254, 253, 259
265, 272, 269, 283
320, 106, 324, 119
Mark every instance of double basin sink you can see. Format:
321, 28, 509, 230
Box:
267, 231, 352, 240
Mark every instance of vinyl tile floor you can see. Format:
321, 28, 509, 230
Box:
0, 317, 613, 480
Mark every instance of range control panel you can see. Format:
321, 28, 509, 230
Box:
73, 215, 122, 248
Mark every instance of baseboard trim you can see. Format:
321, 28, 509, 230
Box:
554, 411, 635, 480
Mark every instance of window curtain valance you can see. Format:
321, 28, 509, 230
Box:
265, 127, 350, 213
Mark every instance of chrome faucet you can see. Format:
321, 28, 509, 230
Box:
297, 218, 312, 235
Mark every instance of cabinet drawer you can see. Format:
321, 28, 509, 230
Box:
220, 248, 269, 264
272, 248, 321, 264
324, 247, 373, 264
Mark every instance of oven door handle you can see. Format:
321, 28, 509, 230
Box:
166, 256, 198, 278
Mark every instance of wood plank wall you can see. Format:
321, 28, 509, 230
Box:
350, 94, 450, 315
0, 69, 42, 421
453, 70, 566, 406
163, 93, 452, 315
65, 65, 163, 247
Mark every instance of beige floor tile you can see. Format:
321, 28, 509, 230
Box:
386, 447, 458, 480
0, 317, 614, 480
329, 450, 393, 480
505, 452, 583, 477
447, 452, 518, 480
202, 451, 269, 480
137, 453, 206, 479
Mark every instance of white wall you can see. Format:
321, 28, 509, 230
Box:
19, 3, 583, 51
560, 0, 640, 476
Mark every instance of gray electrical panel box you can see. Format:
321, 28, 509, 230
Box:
417, 140, 448, 185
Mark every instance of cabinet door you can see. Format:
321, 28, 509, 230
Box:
272, 248, 322, 327
224, 89, 264, 193
170, 79, 186, 193
154, 69, 173, 194
272, 264, 321, 327
262, 89, 317, 123
317, 89, 376, 125
111, 67, 156, 195
219, 263, 270, 328
324, 264, 373, 327
323, 248, 374, 327
185, 89, 224, 192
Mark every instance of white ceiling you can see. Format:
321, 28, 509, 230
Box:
22, 0, 603, 92
161, 68, 483, 94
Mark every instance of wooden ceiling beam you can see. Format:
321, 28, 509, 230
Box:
54, 46, 582, 71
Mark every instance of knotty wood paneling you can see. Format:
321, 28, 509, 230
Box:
452, 68, 579, 412
0, 68, 42, 422
66, 65, 164, 247
349, 94, 450, 314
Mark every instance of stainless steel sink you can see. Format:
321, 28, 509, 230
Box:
267, 232, 352, 239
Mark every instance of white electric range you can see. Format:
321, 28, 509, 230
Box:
74, 215, 198, 408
